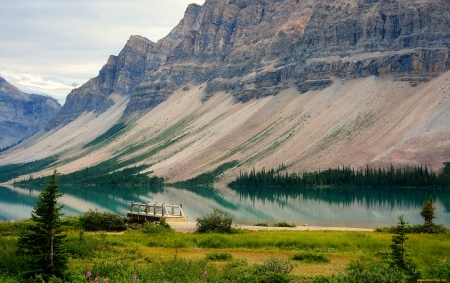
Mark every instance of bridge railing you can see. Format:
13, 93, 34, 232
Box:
129, 202, 185, 217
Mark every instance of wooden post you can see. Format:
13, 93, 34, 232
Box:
162, 203, 165, 217
130, 202, 135, 213
154, 202, 158, 215
171, 203, 175, 216
180, 204, 183, 216
137, 202, 141, 213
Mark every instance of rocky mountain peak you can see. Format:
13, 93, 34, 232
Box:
46, 0, 450, 126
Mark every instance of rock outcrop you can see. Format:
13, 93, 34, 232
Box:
47, 0, 450, 127
0, 77, 60, 149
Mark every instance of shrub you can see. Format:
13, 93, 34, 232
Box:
140, 219, 174, 234
196, 208, 233, 233
254, 222, 269, 227
256, 256, 295, 275
273, 222, 296, 228
291, 252, 330, 263
205, 251, 233, 261
80, 209, 125, 231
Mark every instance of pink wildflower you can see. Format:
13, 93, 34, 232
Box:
133, 274, 137, 282
94, 276, 99, 282
104, 277, 109, 283
87, 270, 92, 279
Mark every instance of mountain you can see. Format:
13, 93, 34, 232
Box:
0, 77, 61, 150
1, 0, 450, 184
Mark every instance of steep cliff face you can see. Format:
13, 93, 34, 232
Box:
46, 0, 450, 126
0, 77, 60, 149
46, 35, 157, 129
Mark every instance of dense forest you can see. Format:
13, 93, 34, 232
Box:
14, 160, 163, 188
228, 163, 450, 189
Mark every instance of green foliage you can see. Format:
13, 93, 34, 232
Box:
80, 209, 125, 231
390, 215, 409, 269
83, 122, 126, 148
205, 251, 233, 261
140, 219, 174, 234
64, 231, 96, 259
423, 259, 450, 281
256, 256, 295, 275
254, 222, 269, 227
274, 221, 296, 228
421, 195, 437, 233
229, 164, 450, 189
17, 170, 69, 282
0, 155, 59, 183
291, 252, 330, 263
196, 208, 234, 233
16, 158, 163, 188
173, 160, 239, 186
221, 257, 294, 283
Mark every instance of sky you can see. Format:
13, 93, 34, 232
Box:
0, 0, 205, 104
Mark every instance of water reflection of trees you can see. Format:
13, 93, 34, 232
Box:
171, 186, 239, 210
232, 186, 450, 212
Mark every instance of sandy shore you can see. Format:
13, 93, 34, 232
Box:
169, 222, 374, 233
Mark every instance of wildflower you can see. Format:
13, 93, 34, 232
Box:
203, 270, 208, 278
87, 270, 92, 279
133, 274, 137, 282
104, 277, 109, 283
94, 276, 99, 282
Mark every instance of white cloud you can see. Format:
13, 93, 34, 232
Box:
0, 0, 205, 102
0, 68, 86, 105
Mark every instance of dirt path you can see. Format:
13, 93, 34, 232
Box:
169, 222, 374, 233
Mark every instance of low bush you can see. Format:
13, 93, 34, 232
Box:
254, 222, 269, 227
196, 208, 233, 233
291, 252, 330, 263
80, 209, 125, 231
140, 219, 174, 234
274, 222, 296, 228
375, 224, 448, 234
205, 251, 233, 261
256, 256, 295, 275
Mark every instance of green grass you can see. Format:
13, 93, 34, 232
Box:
1, 220, 449, 282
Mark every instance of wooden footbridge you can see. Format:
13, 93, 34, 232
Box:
126, 201, 188, 222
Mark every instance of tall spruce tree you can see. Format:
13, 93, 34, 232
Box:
420, 195, 436, 233
17, 169, 68, 281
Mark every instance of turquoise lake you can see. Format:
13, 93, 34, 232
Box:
1, 185, 449, 228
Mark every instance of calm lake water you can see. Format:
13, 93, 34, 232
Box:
1, 184, 449, 228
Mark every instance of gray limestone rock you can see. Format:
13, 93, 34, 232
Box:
0, 77, 60, 149
46, 0, 450, 128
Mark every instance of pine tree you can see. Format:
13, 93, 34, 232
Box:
390, 215, 409, 269
420, 195, 436, 233
17, 169, 68, 281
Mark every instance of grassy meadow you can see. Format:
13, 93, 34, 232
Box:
0, 218, 449, 282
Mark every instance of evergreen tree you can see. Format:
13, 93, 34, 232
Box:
390, 215, 409, 269
420, 195, 436, 233
17, 169, 68, 281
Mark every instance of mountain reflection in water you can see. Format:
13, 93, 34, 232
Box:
1, 185, 449, 229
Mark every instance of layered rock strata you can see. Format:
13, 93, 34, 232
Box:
48, 0, 450, 128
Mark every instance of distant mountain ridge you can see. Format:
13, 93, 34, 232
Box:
0, 77, 60, 149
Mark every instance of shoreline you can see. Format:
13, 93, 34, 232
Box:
169, 222, 374, 233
